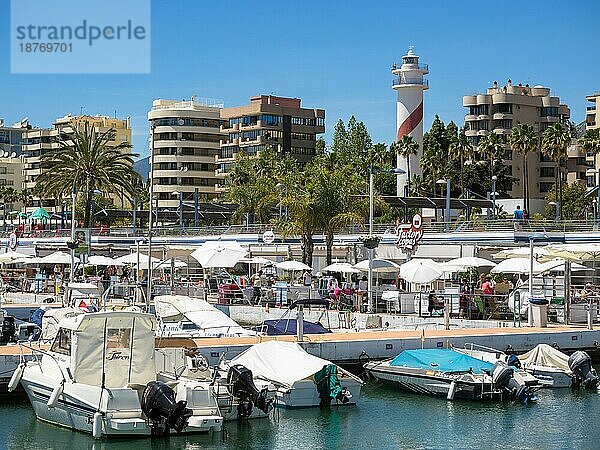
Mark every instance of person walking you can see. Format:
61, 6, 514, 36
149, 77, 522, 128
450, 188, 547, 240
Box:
250, 270, 263, 305
513, 205, 524, 231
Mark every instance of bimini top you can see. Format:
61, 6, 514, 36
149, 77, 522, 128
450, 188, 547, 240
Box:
519, 344, 570, 372
390, 349, 493, 374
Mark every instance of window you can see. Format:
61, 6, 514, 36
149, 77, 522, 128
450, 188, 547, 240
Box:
540, 107, 559, 117
291, 132, 316, 141
107, 328, 131, 349
291, 117, 317, 126
493, 103, 513, 114
540, 153, 553, 163
494, 119, 512, 129
539, 182, 554, 193
540, 167, 555, 178
50, 328, 71, 355
258, 114, 281, 126
153, 117, 221, 128
468, 105, 489, 116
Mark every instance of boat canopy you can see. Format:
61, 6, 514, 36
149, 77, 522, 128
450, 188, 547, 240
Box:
260, 319, 331, 336
54, 311, 156, 388
389, 349, 494, 374
230, 341, 356, 388
518, 344, 571, 372
154, 295, 256, 336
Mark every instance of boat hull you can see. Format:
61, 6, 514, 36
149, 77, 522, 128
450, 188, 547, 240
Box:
274, 379, 363, 408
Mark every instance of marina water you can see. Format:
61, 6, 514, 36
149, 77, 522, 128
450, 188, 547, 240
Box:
2, 379, 599, 450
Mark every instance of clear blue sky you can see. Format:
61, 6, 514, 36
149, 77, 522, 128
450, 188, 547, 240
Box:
1, 0, 598, 158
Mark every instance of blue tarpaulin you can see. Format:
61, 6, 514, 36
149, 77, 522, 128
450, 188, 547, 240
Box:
389, 349, 493, 374
259, 319, 331, 336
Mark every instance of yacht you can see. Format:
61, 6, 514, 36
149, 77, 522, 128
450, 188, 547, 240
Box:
9, 310, 223, 438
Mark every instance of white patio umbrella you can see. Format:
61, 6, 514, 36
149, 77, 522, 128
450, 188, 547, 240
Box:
154, 258, 188, 269
534, 258, 588, 274
87, 255, 124, 266
399, 259, 443, 284
546, 243, 600, 261
190, 240, 248, 268
115, 252, 160, 265
354, 259, 401, 273
0, 251, 32, 264
322, 262, 361, 274
492, 247, 552, 261
276, 260, 312, 271
443, 256, 496, 271
40, 251, 79, 265
491, 258, 542, 274
238, 256, 275, 265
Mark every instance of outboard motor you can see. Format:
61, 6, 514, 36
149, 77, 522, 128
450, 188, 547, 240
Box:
228, 364, 272, 419
507, 354, 522, 369
568, 351, 599, 389
492, 362, 537, 403
1, 315, 16, 344
141, 381, 193, 436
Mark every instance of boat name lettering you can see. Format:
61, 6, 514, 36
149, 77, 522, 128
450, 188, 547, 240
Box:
106, 351, 130, 361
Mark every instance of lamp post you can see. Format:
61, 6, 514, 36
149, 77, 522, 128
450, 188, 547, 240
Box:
548, 201, 559, 223
436, 178, 451, 232
491, 175, 497, 220
367, 166, 405, 313
147, 123, 156, 309
194, 187, 199, 228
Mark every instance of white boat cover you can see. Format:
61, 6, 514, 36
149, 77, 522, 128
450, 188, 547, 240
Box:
154, 295, 256, 336
41, 307, 83, 340
519, 344, 571, 371
65, 311, 156, 388
230, 341, 334, 388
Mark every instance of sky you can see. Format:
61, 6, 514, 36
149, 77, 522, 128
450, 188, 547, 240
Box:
1, 0, 599, 159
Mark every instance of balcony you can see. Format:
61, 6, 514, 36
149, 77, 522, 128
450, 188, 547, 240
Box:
392, 78, 429, 89
587, 105, 597, 111
465, 129, 478, 137
493, 112, 513, 120
392, 63, 428, 73
477, 129, 489, 136
464, 114, 478, 121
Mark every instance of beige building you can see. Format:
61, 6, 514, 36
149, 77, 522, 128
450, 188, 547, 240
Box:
586, 92, 599, 131
463, 80, 582, 200
0, 120, 26, 211
22, 114, 132, 211
217, 95, 325, 191
148, 98, 223, 208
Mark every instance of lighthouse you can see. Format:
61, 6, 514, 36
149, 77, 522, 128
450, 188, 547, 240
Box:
392, 47, 429, 197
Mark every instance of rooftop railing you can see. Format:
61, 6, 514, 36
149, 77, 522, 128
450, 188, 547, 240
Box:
392, 78, 429, 87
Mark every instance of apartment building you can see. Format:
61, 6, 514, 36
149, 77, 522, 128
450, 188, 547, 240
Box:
0, 119, 26, 208
148, 98, 223, 208
462, 80, 583, 200
217, 95, 325, 190
22, 114, 132, 211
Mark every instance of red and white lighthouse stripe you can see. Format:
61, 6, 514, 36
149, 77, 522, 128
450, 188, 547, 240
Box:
397, 101, 423, 141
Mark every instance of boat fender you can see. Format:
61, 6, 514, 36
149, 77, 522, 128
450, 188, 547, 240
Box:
92, 412, 103, 439
447, 380, 457, 400
8, 363, 25, 392
47, 380, 65, 409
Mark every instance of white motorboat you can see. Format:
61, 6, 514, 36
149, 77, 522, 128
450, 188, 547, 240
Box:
365, 348, 539, 402
224, 340, 363, 408
154, 295, 258, 338
9, 310, 223, 438
456, 343, 599, 389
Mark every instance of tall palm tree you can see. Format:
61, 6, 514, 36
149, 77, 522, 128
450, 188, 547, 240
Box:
449, 130, 474, 197
509, 124, 538, 211
36, 123, 139, 227
580, 129, 600, 155
394, 135, 419, 196
542, 123, 571, 220
478, 132, 505, 182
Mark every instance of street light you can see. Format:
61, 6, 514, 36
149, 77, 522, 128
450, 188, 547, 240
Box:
548, 201, 559, 223
436, 178, 451, 232
367, 166, 405, 313
491, 175, 498, 220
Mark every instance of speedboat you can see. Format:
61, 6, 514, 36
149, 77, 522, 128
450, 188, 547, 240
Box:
456, 343, 599, 389
222, 340, 363, 408
154, 295, 257, 338
364, 348, 539, 402
9, 310, 223, 438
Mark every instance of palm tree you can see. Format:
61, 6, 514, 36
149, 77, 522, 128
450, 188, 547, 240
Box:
393, 135, 419, 195
542, 123, 571, 220
509, 124, 538, 211
478, 132, 505, 181
580, 129, 600, 155
36, 123, 139, 227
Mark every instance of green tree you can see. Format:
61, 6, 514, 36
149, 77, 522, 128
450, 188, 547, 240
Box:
36, 123, 139, 227
393, 135, 419, 195
580, 128, 600, 156
542, 123, 571, 220
544, 182, 591, 221
509, 124, 538, 211
448, 129, 474, 197
478, 132, 505, 181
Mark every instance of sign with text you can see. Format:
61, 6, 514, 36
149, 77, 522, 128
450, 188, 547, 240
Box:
395, 214, 424, 251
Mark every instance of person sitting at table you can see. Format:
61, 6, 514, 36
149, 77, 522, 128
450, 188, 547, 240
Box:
428, 292, 444, 315
580, 283, 596, 300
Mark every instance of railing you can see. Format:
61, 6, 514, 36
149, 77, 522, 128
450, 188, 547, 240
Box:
587, 106, 597, 111
392, 78, 429, 87
392, 63, 428, 71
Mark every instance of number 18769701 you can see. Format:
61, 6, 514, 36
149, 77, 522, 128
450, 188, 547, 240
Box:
19, 42, 72, 52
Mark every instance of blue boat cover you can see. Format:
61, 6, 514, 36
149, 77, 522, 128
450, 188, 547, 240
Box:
389, 349, 493, 374
260, 319, 331, 336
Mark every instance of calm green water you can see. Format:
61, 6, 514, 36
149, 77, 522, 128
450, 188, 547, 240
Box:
1, 381, 599, 450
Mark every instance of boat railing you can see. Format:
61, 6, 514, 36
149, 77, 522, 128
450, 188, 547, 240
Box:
462, 342, 505, 354
18, 341, 73, 383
